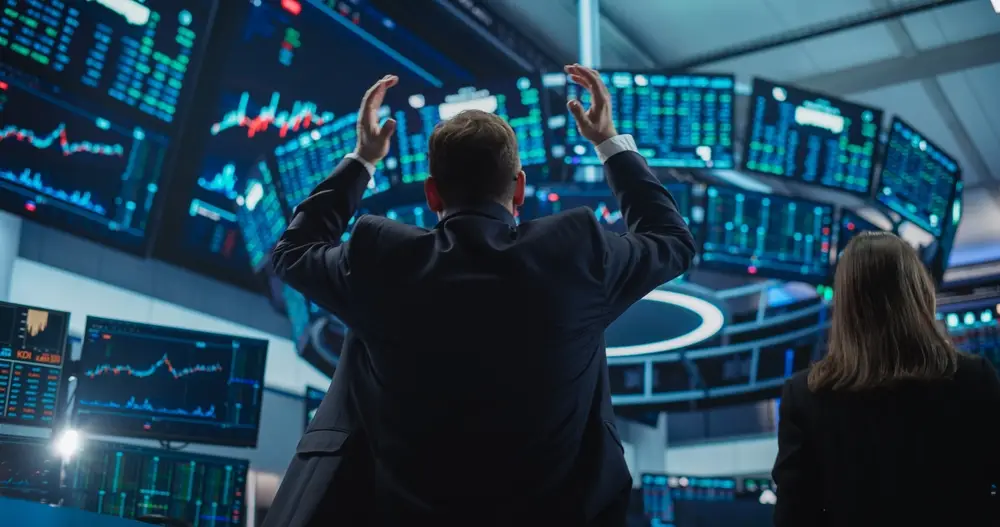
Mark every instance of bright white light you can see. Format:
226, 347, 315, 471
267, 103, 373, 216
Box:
55, 429, 82, 460
992, 0, 999, 14
760, 489, 778, 505
607, 290, 725, 357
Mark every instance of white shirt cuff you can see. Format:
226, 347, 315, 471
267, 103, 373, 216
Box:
344, 153, 376, 177
594, 134, 638, 164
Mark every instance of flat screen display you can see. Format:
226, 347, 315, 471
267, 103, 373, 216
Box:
876, 117, 960, 237
533, 182, 693, 234
700, 185, 835, 284
387, 75, 561, 187
835, 210, 882, 260
0, 301, 69, 428
235, 156, 287, 272
64, 440, 249, 526
563, 72, 735, 169
0, 0, 216, 252
0, 434, 60, 502
156, 0, 469, 284
74, 317, 269, 447
742, 78, 882, 195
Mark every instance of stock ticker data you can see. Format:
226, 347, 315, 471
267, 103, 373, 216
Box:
0, 434, 60, 501
700, 185, 834, 284
876, 117, 960, 237
533, 182, 693, 234
74, 317, 269, 447
390, 76, 557, 186
0, 300, 69, 428
172, 0, 468, 281
65, 441, 249, 526
234, 158, 287, 271
563, 72, 735, 169
742, 79, 882, 195
836, 210, 881, 259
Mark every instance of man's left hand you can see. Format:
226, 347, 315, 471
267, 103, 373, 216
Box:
354, 75, 399, 164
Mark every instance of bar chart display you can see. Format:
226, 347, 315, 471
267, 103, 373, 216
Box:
0, 73, 171, 250
389, 76, 556, 186
235, 157, 287, 272
65, 441, 248, 526
164, 0, 468, 282
564, 72, 735, 168
74, 317, 269, 447
876, 117, 960, 237
0, 301, 69, 428
0, 434, 59, 501
0, 0, 215, 126
742, 78, 881, 195
700, 186, 834, 284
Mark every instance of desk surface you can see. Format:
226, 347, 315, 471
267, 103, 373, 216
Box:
0, 497, 146, 526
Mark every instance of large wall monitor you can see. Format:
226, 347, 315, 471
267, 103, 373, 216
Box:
699, 185, 835, 284
74, 317, 269, 447
532, 183, 694, 234
0, 434, 60, 502
235, 157, 288, 272
157, 0, 468, 283
742, 78, 882, 196
64, 440, 249, 526
835, 210, 882, 260
0, 301, 69, 428
0, 0, 217, 251
563, 72, 734, 169
876, 117, 961, 237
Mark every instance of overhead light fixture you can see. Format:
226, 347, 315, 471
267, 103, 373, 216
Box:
607, 290, 726, 357
992, 0, 999, 13
54, 429, 82, 460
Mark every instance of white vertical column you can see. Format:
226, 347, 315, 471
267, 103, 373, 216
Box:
0, 211, 22, 301
578, 0, 602, 183
620, 413, 669, 484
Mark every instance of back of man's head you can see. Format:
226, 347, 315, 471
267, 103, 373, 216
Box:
428, 109, 520, 207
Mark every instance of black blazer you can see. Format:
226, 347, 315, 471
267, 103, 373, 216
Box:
773, 354, 1000, 527
269, 149, 695, 526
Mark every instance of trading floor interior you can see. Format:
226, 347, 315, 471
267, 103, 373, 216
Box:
0, 0, 997, 525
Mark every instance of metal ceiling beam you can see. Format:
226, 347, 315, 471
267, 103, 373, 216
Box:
670, 0, 977, 70
792, 33, 1000, 95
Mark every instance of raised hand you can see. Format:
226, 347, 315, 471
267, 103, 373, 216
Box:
354, 75, 399, 164
565, 64, 618, 146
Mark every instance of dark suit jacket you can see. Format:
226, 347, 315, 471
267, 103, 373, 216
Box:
269, 149, 695, 526
773, 354, 1000, 527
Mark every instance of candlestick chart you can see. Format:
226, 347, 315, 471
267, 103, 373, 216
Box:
75, 317, 269, 447
0, 77, 170, 250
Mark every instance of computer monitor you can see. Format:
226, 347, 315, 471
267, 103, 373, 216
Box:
835, 210, 883, 260
235, 156, 288, 272
304, 386, 325, 431
533, 182, 694, 234
385, 204, 438, 228
742, 78, 882, 196
64, 440, 249, 526
74, 317, 269, 447
0, 0, 217, 252
563, 72, 735, 169
876, 117, 961, 237
0, 301, 69, 428
700, 185, 835, 285
0, 434, 60, 502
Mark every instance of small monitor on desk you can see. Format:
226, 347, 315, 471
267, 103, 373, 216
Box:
74, 317, 269, 447
0, 434, 60, 502
63, 440, 249, 526
0, 300, 69, 428
741, 78, 882, 196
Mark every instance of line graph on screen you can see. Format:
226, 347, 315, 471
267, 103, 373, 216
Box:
209, 91, 335, 139
84, 353, 224, 380
0, 123, 125, 157
77, 396, 217, 418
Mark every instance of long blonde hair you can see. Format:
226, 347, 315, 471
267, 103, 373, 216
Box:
808, 232, 958, 391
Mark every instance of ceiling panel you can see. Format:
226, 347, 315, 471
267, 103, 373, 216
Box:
937, 63, 1000, 186
694, 46, 815, 81
953, 188, 1000, 250
794, 24, 903, 73
764, 0, 883, 26
849, 80, 986, 186
897, 1, 1000, 50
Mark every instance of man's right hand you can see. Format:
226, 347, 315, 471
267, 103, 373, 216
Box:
565, 64, 618, 146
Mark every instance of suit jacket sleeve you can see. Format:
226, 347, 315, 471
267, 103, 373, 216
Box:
601, 148, 696, 319
772, 377, 823, 526
978, 356, 1000, 516
271, 157, 371, 327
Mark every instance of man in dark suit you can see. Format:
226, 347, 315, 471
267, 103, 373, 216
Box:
267, 64, 695, 526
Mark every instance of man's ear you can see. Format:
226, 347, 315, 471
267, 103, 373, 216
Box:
513, 170, 526, 207
425, 177, 445, 213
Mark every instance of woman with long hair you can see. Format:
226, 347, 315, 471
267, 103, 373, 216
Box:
773, 232, 1000, 526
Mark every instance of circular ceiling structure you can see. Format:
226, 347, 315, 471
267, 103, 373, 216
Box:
606, 287, 726, 357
